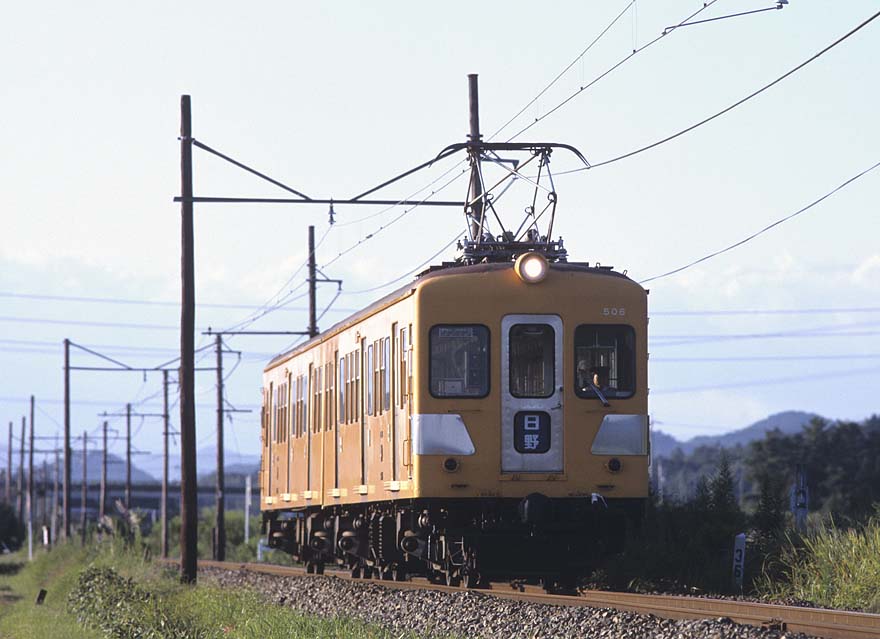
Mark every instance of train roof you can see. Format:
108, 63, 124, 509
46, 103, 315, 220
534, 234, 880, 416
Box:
265, 261, 635, 370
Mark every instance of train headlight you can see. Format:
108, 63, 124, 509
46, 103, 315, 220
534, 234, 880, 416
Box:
514, 252, 549, 284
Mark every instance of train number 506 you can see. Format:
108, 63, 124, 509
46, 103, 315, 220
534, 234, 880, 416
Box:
602, 307, 626, 317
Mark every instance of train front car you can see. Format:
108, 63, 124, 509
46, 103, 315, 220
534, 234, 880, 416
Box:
410, 256, 648, 586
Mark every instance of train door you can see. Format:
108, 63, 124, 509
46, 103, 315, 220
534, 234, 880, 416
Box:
360, 338, 368, 485
500, 314, 564, 473
333, 353, 340, 491
261, 387, 271, 498
307, 363, 313, 494
391, 323, 400, 482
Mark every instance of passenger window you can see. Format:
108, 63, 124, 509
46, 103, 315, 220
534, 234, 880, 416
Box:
383, 338, 391, 411
509, 324, 555, 398
574, 324, 635, 399
429, 325, 489, 398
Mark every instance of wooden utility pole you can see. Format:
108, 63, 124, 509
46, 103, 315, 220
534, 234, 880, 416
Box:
99, 421, 107, 521
161, 370, 169, 559
179, 93, 198, 584
125, 403, 132, 508
52, 446, 59, 546
27, 396, 34, 560
17, 417, 24, 523
63, 338, 71, 540
308, 225, 318, 338
5, 421, 10, 504
41, 459, 48, 527
214, 334, 226, 561
80, 431, 87, 545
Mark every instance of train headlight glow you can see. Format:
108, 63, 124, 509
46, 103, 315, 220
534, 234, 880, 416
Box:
514, 252, 549, 284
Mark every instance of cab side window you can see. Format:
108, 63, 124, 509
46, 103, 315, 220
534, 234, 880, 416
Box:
429, 325, 489, 398
574, 324, 635, 399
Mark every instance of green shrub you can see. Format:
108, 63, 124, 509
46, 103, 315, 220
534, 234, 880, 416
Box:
757, 514, 880, 612
67, 565, 202, 638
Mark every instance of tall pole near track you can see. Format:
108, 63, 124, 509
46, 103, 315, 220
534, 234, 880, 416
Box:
17, 417, 25, 525
5, 422, 11, 504
308, 225, 318, 338
179, 93, 198, 584
214, 334, 226, 561
125, 403, 132, 508
466, 73, 483, 242
52, 444, 59, 546
41, 459, 48, 528
162, 370, 170, 559
99, 421, 107, 521
63, 338, 71, 540
27, 396, 34, 560
80, 431, 87, 545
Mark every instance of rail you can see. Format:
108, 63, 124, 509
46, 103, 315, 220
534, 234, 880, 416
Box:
173, 559, 880, 639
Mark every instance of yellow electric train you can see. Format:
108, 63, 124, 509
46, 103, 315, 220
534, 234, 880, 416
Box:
261, 245, 649, 587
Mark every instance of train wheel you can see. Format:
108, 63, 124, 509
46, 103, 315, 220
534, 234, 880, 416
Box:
394, 566, 407, 582
351, 565, 362, 579
306, 562, 315, 574
463, 570, 486, 589
443, 566, 461, 587
315, 562, 325, 575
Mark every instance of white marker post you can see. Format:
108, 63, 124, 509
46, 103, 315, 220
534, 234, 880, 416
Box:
732, 532, 746, 592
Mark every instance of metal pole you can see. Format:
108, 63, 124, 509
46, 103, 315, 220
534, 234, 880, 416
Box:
125, 403, 131, 508
215, 334, 226, 561
5, 421, 11, 504
99, 421, 107, 521
162, 370, 169, 559
179, 93, 198, 584
63, 338, 71, 540
308, 225, 318, 338
467, 73, 483, 241
27, 396, 34, 560
17, 417, 24, 524
80, 431, 87, 545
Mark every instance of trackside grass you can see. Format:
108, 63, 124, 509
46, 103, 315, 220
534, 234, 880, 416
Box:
0, 539, 434, 639
757, 515, 880, 613
0, 544, 102, 639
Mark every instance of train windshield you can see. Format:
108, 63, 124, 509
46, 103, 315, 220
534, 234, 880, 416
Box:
574, 325, 635, 399
509, 324, 555, 398
429, 325, 490, 398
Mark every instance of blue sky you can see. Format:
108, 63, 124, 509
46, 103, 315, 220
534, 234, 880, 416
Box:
1, 1, 878, 471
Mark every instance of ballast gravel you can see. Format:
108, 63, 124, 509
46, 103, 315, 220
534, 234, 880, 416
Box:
202, 566, 821, 639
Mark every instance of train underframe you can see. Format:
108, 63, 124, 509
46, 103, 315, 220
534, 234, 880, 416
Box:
263, 494, 645, 590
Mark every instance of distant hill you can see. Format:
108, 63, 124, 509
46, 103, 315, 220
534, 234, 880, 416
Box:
25, 450, 158, 485
652, 411, 822, 458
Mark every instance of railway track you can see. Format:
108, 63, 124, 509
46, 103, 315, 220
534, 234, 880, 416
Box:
187, 559, 880, 639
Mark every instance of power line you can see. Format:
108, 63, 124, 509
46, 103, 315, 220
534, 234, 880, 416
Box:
653, 354, 880, 363
639, 159, 880, 284
506, 0, 723, 141
0, 290, 361, 313
342, 231, 465, 296
651, 307, 880, 317
488, 0, 636, 141
558, 7, 880, 171
651, 364, 880, 395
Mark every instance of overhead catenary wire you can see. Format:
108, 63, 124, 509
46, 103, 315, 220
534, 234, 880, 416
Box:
554, 8, 880, 172
488, 0, 636, 141
638, 159, 880, 284
342, 231, 465, 296
506, 0, 723, 142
